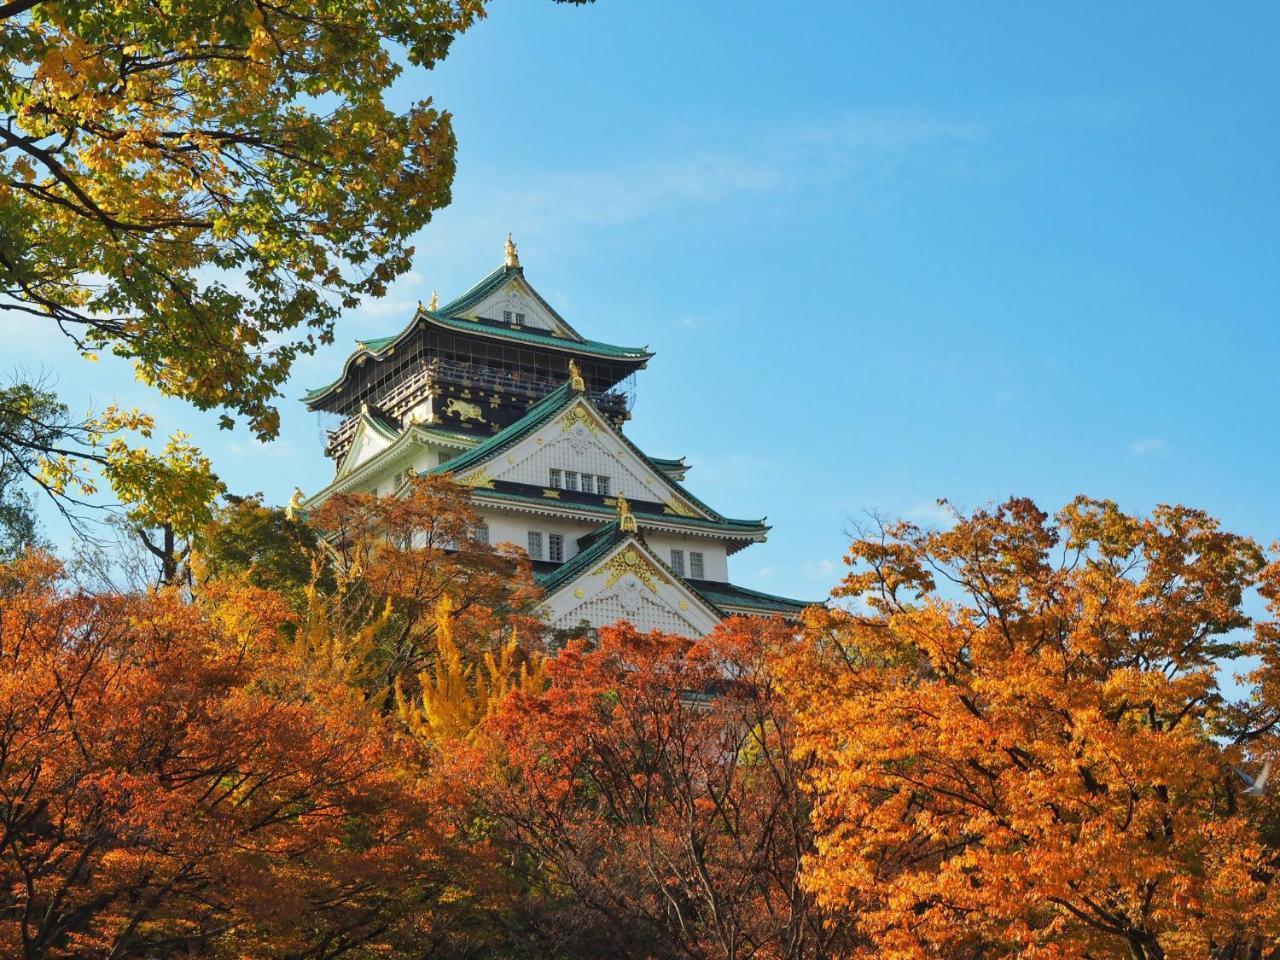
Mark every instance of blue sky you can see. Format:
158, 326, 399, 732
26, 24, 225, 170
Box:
10, 1, 1280, 602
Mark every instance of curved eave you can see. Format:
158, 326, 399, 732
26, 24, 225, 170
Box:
463, 488, 769, 548
303, 308, 651, 410
303, 424, 476, 507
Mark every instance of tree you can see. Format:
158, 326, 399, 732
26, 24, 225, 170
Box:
398, 593, 546, 745
0, 552, 449, 959
0, 0, 588, 439
193, 492, 322, 608
0, 378, 54, 555
778, 497, 1280, 960
0, 375, 222, 575
481, 618, 851, 960
0, 0, 592, 541
308, 473, 544, 701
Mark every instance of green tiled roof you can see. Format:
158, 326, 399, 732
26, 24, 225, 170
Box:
473, 487, 767, 537
303, 264, 651, 406
430, 383, 767, 537
429, 312, 650, 360
438, 263, 586, 340
534, 521, 624, 596
363, 409, 400, 441
687, 581, 816, 616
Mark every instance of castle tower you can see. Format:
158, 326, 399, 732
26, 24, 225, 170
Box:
300, 239, 809, 635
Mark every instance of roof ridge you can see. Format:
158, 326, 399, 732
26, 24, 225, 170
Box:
536, 523, 626, 596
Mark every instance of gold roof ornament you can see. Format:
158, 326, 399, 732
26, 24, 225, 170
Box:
504, 232, 520, 268
616, 496, 637, 533
427, 290, 439, 311
285, 487, 305, 521
567, 358, 586, 393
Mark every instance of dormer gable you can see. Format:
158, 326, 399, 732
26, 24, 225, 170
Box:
445, 267, 582, 341
335, 407, 400, 478
437, 386, 714, 523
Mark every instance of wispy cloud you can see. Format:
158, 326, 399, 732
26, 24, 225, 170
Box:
905, 499, 959, 528
802, 558, 840, 582
415, 111, 985, 257
1130, 438, 1165, 457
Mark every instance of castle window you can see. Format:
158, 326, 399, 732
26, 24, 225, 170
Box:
437, 451, 452, 466
527, 531, 544, 560
549, 533, 565, 563
564, 471, 579, 492
549, 468, 563, 488
597, 476, 610, 496
580, 474, 595, 495
502, 310, 512, 321
514, 312, 526, 325
670, 549, 685, 577
473, 523, 490, 545
690, 551, 704, 579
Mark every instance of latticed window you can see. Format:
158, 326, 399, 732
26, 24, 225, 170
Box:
690, 551, 704, 579
597, 476, 610, 496
527, 531, 544, 560
565, 471, 579, 492
473, 523, 490, 545
581, 474, 595, 495
670, 549, 685, 577
549, 534, 565, 563
549, 468, 563, 488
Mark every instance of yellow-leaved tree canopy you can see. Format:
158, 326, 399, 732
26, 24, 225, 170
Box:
0, 0, 589, 565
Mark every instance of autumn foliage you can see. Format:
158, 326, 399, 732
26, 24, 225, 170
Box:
779, 497, 1280, 960
0, 553, 444, 958
481, 618, 850, 959
3, 488, 1280, 959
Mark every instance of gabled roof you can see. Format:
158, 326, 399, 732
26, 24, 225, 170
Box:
469, 489, 768, 543
303, 263, 652, 407
333, 407, 401, 477
647, 455, 689, 480
431, 382, 767, 535
535, 519, 627, 597
534, 523, 811, 622
439, 263, 584, 341
685, 580, 817, 617
304, 421, 476, 506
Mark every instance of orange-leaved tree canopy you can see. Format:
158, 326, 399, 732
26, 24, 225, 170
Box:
481, 618, 855, 960
778, 496, 1280, 960
0, 552, 447, 959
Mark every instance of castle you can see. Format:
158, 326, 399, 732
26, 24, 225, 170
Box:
299, 237, 807, 636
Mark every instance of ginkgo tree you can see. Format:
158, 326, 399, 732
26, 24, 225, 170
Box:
779, 497, 1280, 960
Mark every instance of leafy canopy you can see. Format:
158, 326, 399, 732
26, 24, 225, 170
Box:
0, 0, 486, 438
779, 497, 1280, 960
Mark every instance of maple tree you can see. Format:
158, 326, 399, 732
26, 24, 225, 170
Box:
0, 552, 449, 959
481, 618, 852, 960
779, 497, 1280, 960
